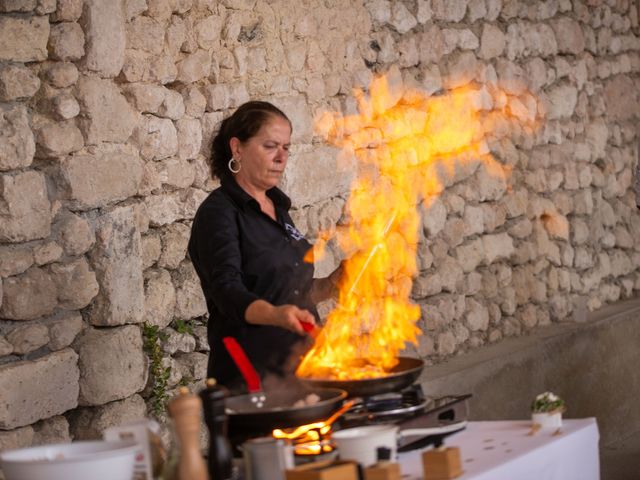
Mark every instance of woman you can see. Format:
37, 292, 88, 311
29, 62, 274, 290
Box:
189, 101, 340, 391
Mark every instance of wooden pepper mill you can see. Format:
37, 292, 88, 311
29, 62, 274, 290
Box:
168, 386, 210, 480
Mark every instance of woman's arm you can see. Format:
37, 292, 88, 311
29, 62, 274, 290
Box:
245, 300, 315, 335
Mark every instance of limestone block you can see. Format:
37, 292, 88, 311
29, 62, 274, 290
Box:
33, 415, 71, 445
482, 233, 514, 264
365, 0, 391, 24
203, 83, 230, 112
390, 1, 417, 34
173, 260, 207, 320
35, 122, 84, 158
505, 22, 557, 60
159, 90, 185, 120
81, 0, 126, 77
0, 170, 51, 243
443, 51, 479, 89
175, 352, 208, 380
0, 0, 36, 12
0, 425, 33, 451
0, 16, 49, 62
412, 272, 443, 298
144, 192, 183, 226
0, 245, 33, 277
48, 311, 84, 351
431, 0, 469, 22
439, 256, 464, 293
462, 205, 484, 236
544, 84, 578, 120
0, 64, 40, 101
126, 15, 165, 55
508, 217, 533, 238
162, 328, 196, 355
75, 75, 137, 145
147, 54, 178, 85
50, 258, 99, 310
54, 211, 95, 257
420, 198, 447, 237
46, 62, 79, 88
141, 232, 161, 269
123, 83, 166, 113
466, 0, 485, 21
154, 157, 196, 190
88, 206, 144, 326
183, 85, 206, 118
158, 223, 190, 269
271, 94, 313, 144
176, 118, 202, 161
0, 267, 57, 320
479, 23, 505, 59
6, 323, 49, 354
125, 0, 147, 20
143, 268, 176, 329
604, 75, 639, 121
69, 394, 147, 440
192, 325, 209, 352
177, 49, 212, 84
0, 334, 12, 356
0, 349, 79, 429
551, 16, 585, 55
137, 115, 179, 161
75, 326, 147, 406
51, 0, 83, 21
33, 241, 63, 266
475, 165, 507, 201
465, 297, 489, 331
56, 149, 143, 210
585, 120, 609, 161
0, 105, 35, 171
48, 22, 85, 61
53, 92, 81, 120
436, 331, 456, 355
456, 238, 484, 273
280, 146, 353, 208
195, 15, 222, 49
36, 0, 56, 14
442, 218, 465, 247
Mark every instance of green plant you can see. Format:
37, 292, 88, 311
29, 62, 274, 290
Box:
142, 323, 171, 418
173, 319, 194, 335
531, 391, 565, 414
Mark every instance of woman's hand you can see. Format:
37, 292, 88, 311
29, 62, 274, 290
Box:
245, 300, 315, 335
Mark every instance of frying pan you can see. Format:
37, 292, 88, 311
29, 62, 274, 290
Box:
226, 387, 347, 431
298, 356, 424, 398
222, 336, 347, 432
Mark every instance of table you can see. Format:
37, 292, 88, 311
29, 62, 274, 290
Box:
398, 418, 600, 480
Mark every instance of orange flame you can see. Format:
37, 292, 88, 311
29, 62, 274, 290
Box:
297, 70, 540, 380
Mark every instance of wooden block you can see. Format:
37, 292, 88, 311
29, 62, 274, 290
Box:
422, 447, 463, 480
364, 462, 402, 480
286, 460, 359, 480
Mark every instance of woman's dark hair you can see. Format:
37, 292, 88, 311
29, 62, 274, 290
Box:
209, 100, 292, 180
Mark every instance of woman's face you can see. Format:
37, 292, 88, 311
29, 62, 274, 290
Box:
231, 116, 292, 192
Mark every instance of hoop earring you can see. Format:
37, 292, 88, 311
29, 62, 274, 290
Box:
228, 158, 241, 174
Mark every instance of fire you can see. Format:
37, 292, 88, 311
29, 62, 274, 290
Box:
297, 68, 540, 380
273, 421, 333, 455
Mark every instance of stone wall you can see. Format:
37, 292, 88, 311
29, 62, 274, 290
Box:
0, 0, 639, 450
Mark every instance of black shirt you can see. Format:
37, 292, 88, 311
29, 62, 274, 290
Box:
188, 177, 316, 390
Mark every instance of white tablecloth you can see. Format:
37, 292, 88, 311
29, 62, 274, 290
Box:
398, 418, 599, 480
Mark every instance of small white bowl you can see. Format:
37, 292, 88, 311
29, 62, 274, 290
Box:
0, 440, 138, 480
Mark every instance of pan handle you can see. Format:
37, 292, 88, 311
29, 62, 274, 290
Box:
223, 337, 262, 393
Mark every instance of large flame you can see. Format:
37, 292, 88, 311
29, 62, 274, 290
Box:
297, 70, 540, 380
